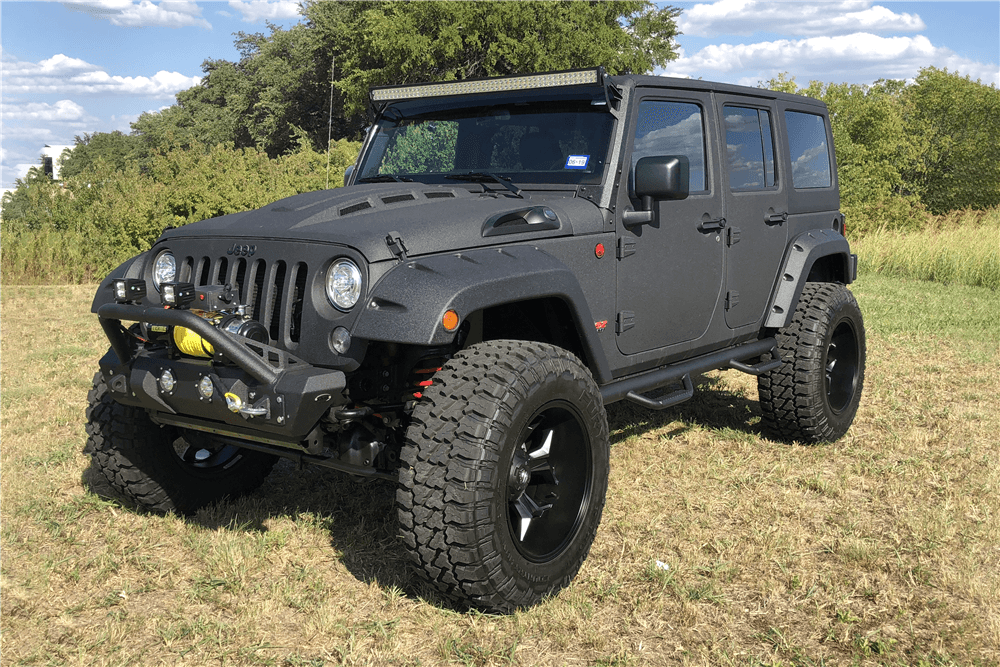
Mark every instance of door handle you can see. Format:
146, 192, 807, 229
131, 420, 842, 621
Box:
765, 212, 787, 224
698, 217, 726, 232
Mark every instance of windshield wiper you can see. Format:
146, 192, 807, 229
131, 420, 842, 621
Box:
444, 172, 523, 198
357, 174, 413, 183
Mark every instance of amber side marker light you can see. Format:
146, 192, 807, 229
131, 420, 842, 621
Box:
442, 310, 460, 331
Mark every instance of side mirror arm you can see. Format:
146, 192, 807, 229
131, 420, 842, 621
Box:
622, 195, 655, 228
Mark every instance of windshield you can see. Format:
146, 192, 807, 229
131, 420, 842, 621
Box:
357, 96, 615, 186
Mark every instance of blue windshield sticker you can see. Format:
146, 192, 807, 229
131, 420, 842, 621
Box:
565, 155, 590, 170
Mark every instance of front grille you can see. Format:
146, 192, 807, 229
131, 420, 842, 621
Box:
179, 254, 308, 348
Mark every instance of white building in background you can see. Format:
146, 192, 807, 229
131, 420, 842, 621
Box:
41, 144, 74, 180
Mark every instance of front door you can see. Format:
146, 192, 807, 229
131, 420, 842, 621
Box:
616, 92, 725, 356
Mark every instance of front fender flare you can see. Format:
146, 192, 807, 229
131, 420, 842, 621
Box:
352, 245, 611, 383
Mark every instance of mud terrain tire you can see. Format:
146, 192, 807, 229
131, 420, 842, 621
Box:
85, 372, 277, 514
758, 283, 866, 443
397, 341, 609, 612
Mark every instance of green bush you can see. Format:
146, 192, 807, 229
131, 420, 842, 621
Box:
1, 139, 360, 283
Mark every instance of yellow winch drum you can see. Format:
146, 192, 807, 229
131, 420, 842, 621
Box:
173, 326, 215, 358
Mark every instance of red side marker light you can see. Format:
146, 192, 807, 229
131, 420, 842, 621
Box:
595, 243, 605, 258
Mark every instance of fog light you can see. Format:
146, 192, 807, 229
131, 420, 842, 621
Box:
161, 282, 195, 307
330, 326, 351, 354
159, 369, 176, 393
197, 376, 214, 399
113, 279, 147, 303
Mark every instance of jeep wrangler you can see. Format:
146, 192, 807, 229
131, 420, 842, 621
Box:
87, 67, 865, 612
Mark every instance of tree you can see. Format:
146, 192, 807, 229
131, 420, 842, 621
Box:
133, 1, 682, 157
900, 67, 1000, 213
59, 131, 143, 179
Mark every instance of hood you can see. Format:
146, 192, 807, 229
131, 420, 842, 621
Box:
161, 183, 605, 262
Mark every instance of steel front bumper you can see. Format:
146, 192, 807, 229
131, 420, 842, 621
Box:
97, 303, 347, 447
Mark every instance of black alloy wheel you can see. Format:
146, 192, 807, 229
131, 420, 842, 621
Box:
398, 340, 610, 613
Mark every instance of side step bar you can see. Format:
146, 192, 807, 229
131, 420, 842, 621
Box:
601, 338, 781, 410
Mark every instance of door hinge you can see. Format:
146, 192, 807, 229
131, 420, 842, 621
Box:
617, 311, 636, 333
726, 290, 740, 310
617, 237, 636, 259
727, 226, 742, 246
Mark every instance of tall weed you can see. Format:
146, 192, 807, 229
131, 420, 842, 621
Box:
853, 207, 1000, 289
1, 228, 100, 284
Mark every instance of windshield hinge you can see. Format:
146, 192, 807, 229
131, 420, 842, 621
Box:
385, 232, 408, 262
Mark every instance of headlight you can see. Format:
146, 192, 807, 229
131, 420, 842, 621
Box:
152, 251, 176, 291
326, 259, 363, 310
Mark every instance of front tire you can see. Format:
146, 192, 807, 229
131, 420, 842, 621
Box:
85, 372, 277, 514
758, 283, 866, 443
397, 341, 609, 612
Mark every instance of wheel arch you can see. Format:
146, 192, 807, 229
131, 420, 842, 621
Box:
351, 246, 612, 384
764, 229, 855, 330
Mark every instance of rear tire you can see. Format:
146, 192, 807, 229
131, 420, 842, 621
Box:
397, 341, 609, 612
85, 372, 277, 514
758, 283, 866, 443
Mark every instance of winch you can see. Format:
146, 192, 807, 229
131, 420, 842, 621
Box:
161, 284, 269, 358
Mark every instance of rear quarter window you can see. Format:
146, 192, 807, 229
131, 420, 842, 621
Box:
784, 111, 832, 189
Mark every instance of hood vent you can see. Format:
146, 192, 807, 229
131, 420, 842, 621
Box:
381, 194, 415, 205
424, 191, 455, 199
339, 201, 373, 216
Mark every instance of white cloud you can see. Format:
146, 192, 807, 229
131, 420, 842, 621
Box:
679, 1, 925, 37
3, 53, 201, 97
61, 0, 212, 29
227, 0, 300, 23
661, 33, 1000, 86
1, 100, 91, 122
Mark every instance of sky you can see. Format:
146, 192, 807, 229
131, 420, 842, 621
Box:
1, 0, 998, 191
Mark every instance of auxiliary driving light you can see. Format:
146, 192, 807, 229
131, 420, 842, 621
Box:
197, 376, 214, 399
330, 326, 351, 354
113, 279, 147, 303
158, 369, 176, 394
161, 282, 196, 307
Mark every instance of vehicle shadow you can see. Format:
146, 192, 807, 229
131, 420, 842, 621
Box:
606, 373, 765, 445
80, 374, 767, 609
80, 455, 450, 607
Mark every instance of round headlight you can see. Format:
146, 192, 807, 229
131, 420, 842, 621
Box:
152, 251, 176, 291
326, 259, 363, 311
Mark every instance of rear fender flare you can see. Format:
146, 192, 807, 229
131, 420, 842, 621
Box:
352, 246, 611, 383
765, 229, 853, 329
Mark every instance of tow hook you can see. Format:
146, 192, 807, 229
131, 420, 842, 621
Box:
225, 392, 268, 417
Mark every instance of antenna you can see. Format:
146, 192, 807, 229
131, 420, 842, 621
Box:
325, 56, 335, 190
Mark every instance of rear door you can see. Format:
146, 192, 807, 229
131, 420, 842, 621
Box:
715, 96, 788, 329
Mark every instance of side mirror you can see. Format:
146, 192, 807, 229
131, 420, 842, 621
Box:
343, 164, 355, 187
635, 155, 690, 203
623, 155, 690, 228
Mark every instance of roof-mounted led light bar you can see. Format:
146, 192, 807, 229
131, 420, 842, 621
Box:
370, 68, 603, 103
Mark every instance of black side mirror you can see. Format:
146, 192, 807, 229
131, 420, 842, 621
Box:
343, 164, 355, 187
635, 155, 690, 203
623, 155, 690, 228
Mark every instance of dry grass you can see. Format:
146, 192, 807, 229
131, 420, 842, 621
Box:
2, 277, 999, 666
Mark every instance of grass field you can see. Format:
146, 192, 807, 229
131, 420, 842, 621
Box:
852, 208, 1000, 290
2, 275, 998, 666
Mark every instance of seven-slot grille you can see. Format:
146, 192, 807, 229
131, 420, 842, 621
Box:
178, 254, 308, 347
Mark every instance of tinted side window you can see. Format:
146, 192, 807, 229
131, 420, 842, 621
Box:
724, 106, 776, 190
633, 100, 707, 192
784, 111, 832, 188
